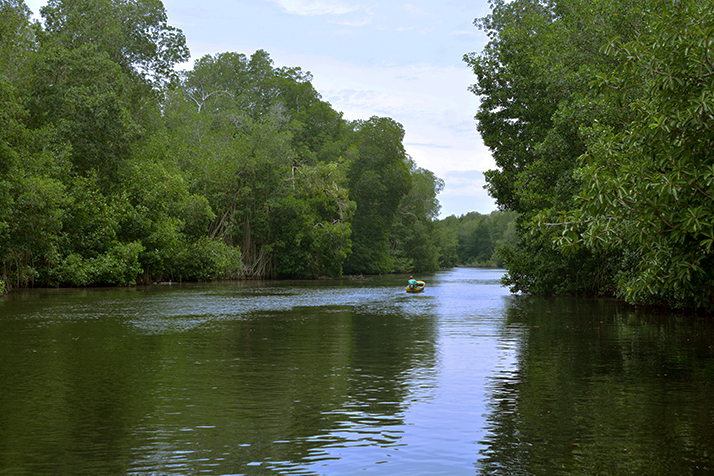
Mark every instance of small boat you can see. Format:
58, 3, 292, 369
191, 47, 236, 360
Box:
406, 281, 425, 293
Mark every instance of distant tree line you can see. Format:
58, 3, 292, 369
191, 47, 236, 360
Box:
465, 0, 714, 311
438, 211, 518, 268
0, 0, 452, 289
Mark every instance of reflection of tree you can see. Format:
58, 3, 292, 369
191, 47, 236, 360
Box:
0, 288, 163, 475
478, 296, 714, 476
129, 285, 439, 474
0, 283, 438, 475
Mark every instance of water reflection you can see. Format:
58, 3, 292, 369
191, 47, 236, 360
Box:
4, 274, 481, 475
478, 295, 714, 476
123, 301, 440, 475
3, 270, 714, 475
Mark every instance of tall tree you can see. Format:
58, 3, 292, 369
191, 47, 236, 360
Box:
464, 0, 642, 296
389, 163, 444, 273
271, 161, 355, 278
168, 50, 356, 278
344, 116, 412, 275
0, 0, 35, 85
574, 0, 714, 309
38, 0, 189, 86
26, 44, 140, 183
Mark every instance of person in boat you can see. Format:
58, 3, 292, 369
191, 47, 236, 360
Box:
408, 276, 417, 290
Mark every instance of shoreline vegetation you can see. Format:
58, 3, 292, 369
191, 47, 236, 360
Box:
0, 0, 515, 293
465, 0, 714, 312
0, 206, 516, 294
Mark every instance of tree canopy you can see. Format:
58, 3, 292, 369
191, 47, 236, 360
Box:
1, 0, 454, 290
466, 0, 714, 311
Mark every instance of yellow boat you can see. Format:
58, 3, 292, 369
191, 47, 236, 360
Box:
406, 281, 425, 293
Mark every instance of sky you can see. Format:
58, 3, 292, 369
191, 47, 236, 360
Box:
25, 0, 497, 217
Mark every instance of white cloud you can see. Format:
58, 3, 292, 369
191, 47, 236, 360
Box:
329, 17, 372, 27
266, 0, 361, 16
386, 25, 416, 32
452, 29, 479, 36
401, 3, 429, 17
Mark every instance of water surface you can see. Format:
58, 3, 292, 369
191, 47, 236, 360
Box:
1, 268, 713, 475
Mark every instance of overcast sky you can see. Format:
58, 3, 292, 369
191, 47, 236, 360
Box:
25, 0, 497, 217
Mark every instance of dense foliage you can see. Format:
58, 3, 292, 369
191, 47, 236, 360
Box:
466, 0, 714, 310
0, 0, 448, 290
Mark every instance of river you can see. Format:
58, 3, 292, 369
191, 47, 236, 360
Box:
1, 268, 713, 475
